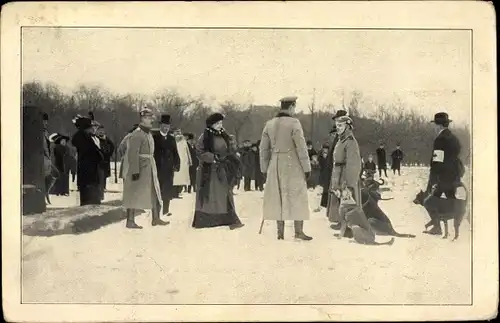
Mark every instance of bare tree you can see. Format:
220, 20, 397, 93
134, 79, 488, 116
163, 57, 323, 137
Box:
307, 88, 316, 143
220, 101, 254, 143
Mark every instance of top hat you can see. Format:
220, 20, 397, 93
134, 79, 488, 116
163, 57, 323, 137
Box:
332, 109, 348, 120
184, 132, 194, 140
206, 112, 225, 127
431, 112, 452, 125
42, 113, 49, 121
160, 114, 171, 124
306, 140, 313, 145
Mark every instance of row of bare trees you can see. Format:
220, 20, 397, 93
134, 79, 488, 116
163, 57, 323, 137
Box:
23, 81, 470, 165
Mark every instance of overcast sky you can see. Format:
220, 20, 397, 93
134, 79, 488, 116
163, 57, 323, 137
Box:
22, 28, 471, 125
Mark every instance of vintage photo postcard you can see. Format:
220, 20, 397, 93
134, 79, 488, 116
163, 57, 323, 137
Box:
1, 1, 498, 322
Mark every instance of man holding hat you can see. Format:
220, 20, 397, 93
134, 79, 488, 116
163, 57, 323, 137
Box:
123, 108, 168, 229
425, 112, 464, 234
259, 96, 312, 241
152, 114, 180, 217
321, 110, 347, 227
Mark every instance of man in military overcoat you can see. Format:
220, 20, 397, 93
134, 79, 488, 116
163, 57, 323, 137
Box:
259, 96, 312, 241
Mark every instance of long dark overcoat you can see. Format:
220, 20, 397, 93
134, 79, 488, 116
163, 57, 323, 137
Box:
153, 131, 180, 201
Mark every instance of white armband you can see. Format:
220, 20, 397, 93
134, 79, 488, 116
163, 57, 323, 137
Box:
432, 150, 444, 163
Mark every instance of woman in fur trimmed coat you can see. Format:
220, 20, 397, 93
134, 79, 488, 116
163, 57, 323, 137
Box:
191, 113, 244, 230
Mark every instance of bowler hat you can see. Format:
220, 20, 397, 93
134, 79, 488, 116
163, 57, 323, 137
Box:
160, 114, 171, 124
206, 112, 225, 127
431, 112, 452, 125
332, 109, 348, 120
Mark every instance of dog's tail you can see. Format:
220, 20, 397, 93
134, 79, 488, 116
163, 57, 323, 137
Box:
391, 232, 417, 238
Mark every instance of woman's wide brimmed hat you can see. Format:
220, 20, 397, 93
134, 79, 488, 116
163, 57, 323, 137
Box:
430, 112, 452, 125
72, 114, 93, 130
206, 112, 225, 127
335, 115, 354, 126
332, 109, 348, 120
48, 133, 70, 144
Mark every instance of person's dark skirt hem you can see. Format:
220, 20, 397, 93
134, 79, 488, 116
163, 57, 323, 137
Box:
192, 210, 242, 228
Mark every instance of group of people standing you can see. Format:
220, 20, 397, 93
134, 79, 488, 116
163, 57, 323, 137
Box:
42, 112, 115, 205
39, 97, 463, 243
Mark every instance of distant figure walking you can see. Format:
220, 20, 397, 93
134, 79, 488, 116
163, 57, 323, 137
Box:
391, 144, 404, 175
259, 96, 312, 241
185, 133, 199, 193
364, 154, 377, 175
173, 128, 192, 197
376, 143, 388, 177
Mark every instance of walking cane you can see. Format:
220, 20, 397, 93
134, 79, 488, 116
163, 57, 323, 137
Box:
258, 218, 265, 234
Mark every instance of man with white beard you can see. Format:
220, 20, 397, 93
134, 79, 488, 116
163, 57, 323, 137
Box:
173, 128, 192, 197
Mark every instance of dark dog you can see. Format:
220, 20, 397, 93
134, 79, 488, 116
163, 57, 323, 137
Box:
413, 184, 468, 241
361, 189, 416, 238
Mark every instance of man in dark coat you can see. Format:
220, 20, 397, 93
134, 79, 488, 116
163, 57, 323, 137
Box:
97, 126, 115, 200
252, 142, 265, 191
425, 112, 464, 234
306, 140, 317, 160
320, 110, 348, 209
391, 144, 404, 175
153, 114, 180, 216
71, 115, 104, 206
376, 143, 388, 177
364, 154, 377, 175
185, 132, 199, 193
240, 140, 255, 191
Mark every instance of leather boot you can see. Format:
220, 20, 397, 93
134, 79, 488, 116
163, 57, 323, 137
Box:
152, 205, 169, 226
277, 220, 285, 240
294, 221, 312, 241
126, 209, 142, 229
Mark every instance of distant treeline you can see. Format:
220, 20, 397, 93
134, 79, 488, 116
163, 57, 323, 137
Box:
23, 81, 470, 165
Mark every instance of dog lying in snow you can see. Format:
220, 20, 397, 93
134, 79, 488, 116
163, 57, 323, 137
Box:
413, 184, 469, 241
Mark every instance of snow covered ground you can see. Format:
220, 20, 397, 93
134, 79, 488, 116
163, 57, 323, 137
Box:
22, 167, 471, 304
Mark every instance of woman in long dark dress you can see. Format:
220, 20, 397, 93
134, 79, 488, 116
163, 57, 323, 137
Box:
192, 113, 244, 230
49, 134, 71, 196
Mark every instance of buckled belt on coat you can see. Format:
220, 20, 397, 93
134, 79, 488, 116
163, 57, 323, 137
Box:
272, 148, 292, 154
334, 162, 346, 167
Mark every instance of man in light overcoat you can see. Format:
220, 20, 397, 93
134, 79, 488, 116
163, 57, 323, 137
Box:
259, 96, 312, 241
122, 108, 168, 229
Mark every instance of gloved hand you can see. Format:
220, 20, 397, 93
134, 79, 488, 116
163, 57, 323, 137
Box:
132, 173, 140, 181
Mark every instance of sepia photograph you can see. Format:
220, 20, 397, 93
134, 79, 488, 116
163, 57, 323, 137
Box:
2, 1, 497, 322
